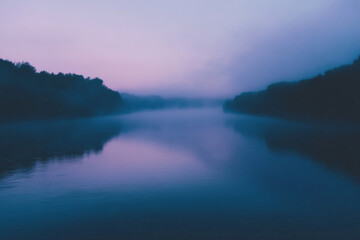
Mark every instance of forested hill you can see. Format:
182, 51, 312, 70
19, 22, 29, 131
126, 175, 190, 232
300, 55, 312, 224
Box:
0, 59, 122, 121
120, 93, 223, 112
224, 56, 360, 123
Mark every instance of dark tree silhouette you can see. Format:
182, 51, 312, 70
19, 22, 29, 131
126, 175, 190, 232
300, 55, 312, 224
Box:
224, 56, 360, 123
0, 59, 123, 121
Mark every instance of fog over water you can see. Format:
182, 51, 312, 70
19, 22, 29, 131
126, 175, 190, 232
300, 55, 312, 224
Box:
1, 108, 360, 239
1, 1, 360, 239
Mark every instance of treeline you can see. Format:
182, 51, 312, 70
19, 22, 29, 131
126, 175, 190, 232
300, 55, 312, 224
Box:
0, 59, 122, 121
120, 93, 223, 112
225, 56, 360, 123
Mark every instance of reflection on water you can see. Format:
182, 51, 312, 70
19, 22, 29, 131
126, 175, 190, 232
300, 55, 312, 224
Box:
228, 117, 360, 182
0, 109, 360, 240
0, 118, 123, 179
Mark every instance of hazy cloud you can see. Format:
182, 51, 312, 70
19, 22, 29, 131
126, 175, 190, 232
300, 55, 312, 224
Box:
0, 0, 359, 97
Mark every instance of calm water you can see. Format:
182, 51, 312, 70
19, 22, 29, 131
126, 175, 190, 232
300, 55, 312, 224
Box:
0, 108, 360, 240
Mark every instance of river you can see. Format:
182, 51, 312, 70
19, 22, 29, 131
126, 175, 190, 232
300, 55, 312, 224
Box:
1, 108, 360, 239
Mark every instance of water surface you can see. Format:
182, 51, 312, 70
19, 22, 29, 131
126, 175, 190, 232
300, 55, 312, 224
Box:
1, 109, 360, 240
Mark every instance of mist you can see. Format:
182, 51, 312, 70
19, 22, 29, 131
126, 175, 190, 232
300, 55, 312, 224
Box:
1, 0, 360, 97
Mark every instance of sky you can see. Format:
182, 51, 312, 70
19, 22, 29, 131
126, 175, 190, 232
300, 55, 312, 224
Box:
1, 0, 360, 97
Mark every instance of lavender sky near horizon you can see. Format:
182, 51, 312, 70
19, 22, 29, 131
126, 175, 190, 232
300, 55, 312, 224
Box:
1, 0, 360, 97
